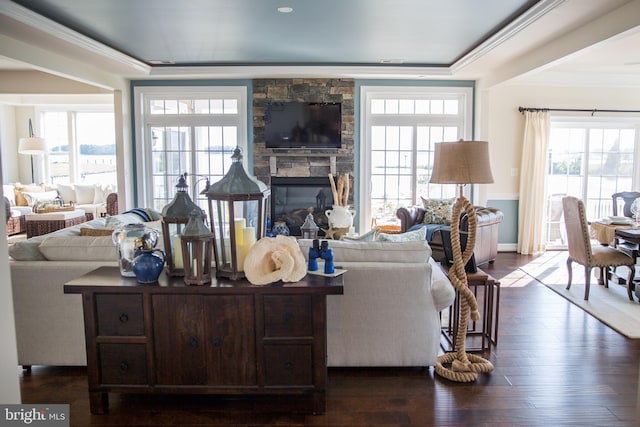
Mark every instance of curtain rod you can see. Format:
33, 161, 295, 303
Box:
518, 106, 640, 115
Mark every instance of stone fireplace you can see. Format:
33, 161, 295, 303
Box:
270, 176, 334, 236
252, 78, 355, 189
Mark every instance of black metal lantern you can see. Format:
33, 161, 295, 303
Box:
205, 147, 270, 280
161, 173, 203, 276
301, 212, 319, 239
180, 209, 215, 286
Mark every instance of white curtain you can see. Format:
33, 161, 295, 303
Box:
517, 110, 550, 255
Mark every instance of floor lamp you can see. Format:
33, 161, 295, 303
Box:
18, 119, 47, 183
429, 140, 495, 382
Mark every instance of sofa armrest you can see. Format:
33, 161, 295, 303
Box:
396, 205, 426, 232
105, 193, 118, 216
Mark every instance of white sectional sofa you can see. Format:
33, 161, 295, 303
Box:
9, 218, 455, 368
4, 182, 115, 223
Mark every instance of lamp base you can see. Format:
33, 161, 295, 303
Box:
435, 195, 494, 382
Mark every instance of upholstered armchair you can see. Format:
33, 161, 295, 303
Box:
396, 205, 503, 266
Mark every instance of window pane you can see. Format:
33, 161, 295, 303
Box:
42, 111, 69, 184
76, 112, 117, 186
398, 100, 414, 114
371, 99, 385, 114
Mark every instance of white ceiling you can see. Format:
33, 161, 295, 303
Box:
0, 0, 639, 88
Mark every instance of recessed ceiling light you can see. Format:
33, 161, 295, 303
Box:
277, 6, 294, 13
380, 59, 404, 64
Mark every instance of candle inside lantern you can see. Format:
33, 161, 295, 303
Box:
243, 227, 256, 256
173, 234, 184, 269
234, 218, 246, 245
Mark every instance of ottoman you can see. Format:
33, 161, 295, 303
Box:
25, 209, 87, 238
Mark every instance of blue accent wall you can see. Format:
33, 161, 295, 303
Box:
487, 199, 518, 244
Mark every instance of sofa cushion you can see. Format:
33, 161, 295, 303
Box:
298, 238, 431, 263
421, 197, 455, 225
376, 226, 426, 242
56, 183, 76, 203
8, 212, 148, 261
39, 236, 117, 261
74, 184, 96, 204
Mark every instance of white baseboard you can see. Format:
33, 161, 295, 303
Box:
498, 243, 517, 252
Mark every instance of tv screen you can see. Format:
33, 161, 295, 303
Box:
265, 102, 342, 149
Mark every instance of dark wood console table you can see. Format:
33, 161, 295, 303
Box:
64, 266, 344, 415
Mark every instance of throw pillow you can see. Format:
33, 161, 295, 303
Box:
421, 197, 455, 225
75, 184, 97, 204
376, 226, 427, 242
14, 183, 45, 206
340, 227, 379, 241
56, 183, 76, 203
22, 190, 59, 207
104, 215, 125, 229
80, 227, 115, 237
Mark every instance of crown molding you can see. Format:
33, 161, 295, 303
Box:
0, 1, 150, 74
148, 64, 453, 80
451, 0, 566, 73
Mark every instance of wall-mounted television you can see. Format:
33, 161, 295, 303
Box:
264, 102, 342, 149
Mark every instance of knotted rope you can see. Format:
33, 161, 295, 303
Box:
435, 196, 494, 382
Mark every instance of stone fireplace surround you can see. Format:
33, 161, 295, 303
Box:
252, 78, 355, 207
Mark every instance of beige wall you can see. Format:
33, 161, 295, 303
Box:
479, 84, 640, 199
475, 83, 640, 248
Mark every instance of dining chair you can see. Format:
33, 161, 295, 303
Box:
562, 195, 636, 301
611, 191, 640, 250
612, 191, 640, 217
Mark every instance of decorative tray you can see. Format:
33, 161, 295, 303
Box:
34, 205, 76, 213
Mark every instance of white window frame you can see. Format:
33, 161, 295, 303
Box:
545, 115, 640, 248
36, 105, 116, 185
133, 86, 248, 208
358, 85, 473, 231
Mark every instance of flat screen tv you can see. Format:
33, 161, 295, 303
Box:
264, 102, 342, 149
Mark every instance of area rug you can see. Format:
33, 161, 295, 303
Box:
519, 251, 640, 339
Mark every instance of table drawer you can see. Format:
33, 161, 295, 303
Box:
99, 343, 147, 385
264, 344, 313, 386
263, 295, 312, 337
96, 294, 145, 336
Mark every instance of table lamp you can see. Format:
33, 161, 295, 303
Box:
429, 140, 495, 382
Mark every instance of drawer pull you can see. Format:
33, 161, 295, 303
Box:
284, 361, 294, 369
188, 336, 199, 348
284, 312, 294, 322
212, 336, 223, 347
119, 313, 129, 323
119, 362, 129, 372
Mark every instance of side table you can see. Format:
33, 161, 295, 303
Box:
440, 265, 500, 352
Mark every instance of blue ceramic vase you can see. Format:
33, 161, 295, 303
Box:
272, 221, 290, 236
132, 248, 166, 284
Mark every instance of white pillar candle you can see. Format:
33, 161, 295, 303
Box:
243, 227, 256, 256
234, 218, 246, 245
235, 244, 245, 271
173, 234, 184, 269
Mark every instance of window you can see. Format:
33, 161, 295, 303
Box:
545, 117, 640, 247
359, 86, 473, 229
39, 109, 117, 187
134, 86, 248, 212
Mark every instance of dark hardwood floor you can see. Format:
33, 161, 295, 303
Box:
19, 252, 640, 426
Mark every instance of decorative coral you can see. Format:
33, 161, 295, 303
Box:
244, 235, 307, 285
